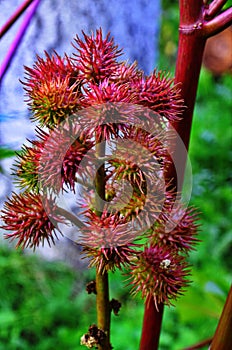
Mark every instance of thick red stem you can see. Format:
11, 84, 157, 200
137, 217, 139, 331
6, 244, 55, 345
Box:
140, 1, 232, 349
167, 0, 206, 189
140, 3, 205, 348
140, 299, 164, 350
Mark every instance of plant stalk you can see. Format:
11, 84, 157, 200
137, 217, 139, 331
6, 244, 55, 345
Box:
140, 1, 232, 349
140, 2, 206, 349
167, 0, 207, 190
96, 271, 111, 350
140, 299, 164, 350
95, 140, 111, 350
210, 285, 232, 350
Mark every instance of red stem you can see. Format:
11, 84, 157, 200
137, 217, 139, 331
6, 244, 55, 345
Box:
140, 2, 204, 349
167, 0, 206, 189
140, 1, 232, 349
205, 0, 228, 18
140, 299, 164, 350
210, 285, 232, 350
0, 0, 35, 38
0, 0, 41, 81
182, 337, 212, 350
203, 7, 232, 37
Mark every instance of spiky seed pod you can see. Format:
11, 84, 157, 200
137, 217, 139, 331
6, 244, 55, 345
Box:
23, 52, 82, 127
107, 137, 163, 193
96, 175, 164, 230
85, 79, 136, 105
110, 61, 143, 85
104, 137, 167, 226
80, 100, 136, 142
83, 79, 136, 140
13, 142, 42, 192
72, 28, 122, 83
25, 51, 73, 81
38, 125, 94, 192
132, 70, 184, 122
115, 191, 146, 220
130, 245, 191, 310
12, 128, 49, 192
149, 205, 200, 253
1, 192, 64, 249
108, 157, 146, 193
105, 182, 117, 202
124, 126, 170, 168
80, 209, 140, 273
82, 243, 139, 274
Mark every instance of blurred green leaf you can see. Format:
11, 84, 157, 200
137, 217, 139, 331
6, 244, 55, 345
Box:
0, 147, 16, 160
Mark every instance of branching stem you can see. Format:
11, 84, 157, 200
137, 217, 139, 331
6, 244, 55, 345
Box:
182, 337, 212, 350
56, 206, 85, 229
203, 7, 232, 37
205, 0, 228, 18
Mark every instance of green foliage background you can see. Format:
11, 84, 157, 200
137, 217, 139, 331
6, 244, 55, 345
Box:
0, 2, 231, 349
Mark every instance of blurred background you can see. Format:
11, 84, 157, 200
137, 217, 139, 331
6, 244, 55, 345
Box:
0, 1, 231, 349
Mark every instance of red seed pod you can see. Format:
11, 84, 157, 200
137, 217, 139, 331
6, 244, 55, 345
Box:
1, 192, 64, 249
130, 245, 191, 310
